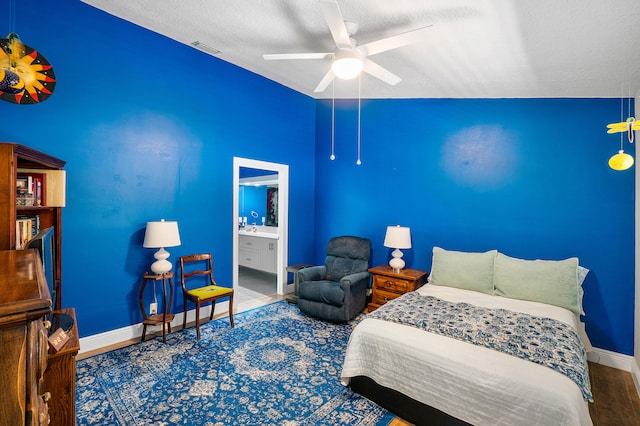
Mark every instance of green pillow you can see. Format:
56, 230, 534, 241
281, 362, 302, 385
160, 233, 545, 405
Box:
493, 253, 581, 314
428, 247, 497, 294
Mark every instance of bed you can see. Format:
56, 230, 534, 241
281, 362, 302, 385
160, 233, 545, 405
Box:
341, 247, 593, 426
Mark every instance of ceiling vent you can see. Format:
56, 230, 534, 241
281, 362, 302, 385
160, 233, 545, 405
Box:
191, 41, 220, 55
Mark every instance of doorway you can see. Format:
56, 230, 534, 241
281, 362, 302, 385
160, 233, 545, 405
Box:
232, 157, 291, 304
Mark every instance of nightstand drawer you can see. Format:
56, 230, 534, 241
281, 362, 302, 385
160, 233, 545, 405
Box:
367, 265, 428, 313
372, 288, 404, 305
372, 275, 411, 294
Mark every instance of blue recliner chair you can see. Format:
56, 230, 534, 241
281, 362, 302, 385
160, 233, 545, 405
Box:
297, 236, 371, 322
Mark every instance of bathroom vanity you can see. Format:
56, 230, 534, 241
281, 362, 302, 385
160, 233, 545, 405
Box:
238, 229, 278, 274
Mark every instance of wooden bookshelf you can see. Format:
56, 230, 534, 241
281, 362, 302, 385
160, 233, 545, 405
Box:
0, 142, 66, 310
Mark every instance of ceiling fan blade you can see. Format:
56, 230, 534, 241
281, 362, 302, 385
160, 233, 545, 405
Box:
320, 0, 351, 49
314, 69, 335, 93
362, 58, 401, 86
358, 25, 433, 57
263, 53, 331, 60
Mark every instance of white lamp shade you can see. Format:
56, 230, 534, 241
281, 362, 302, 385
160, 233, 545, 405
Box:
383, 225, 412, 249
143, 220, 181, 248
143, 220, 181, 275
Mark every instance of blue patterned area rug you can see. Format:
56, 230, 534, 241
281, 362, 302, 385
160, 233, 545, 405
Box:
76, 301, 394, 425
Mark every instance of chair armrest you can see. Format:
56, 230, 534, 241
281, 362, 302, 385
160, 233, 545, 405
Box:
339, 271, 370, 290
297, 265, 326, 282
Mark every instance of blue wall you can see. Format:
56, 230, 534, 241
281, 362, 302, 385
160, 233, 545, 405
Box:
0, 0, 316, 336
0, 1, 634, 356
314, 98, 635, 355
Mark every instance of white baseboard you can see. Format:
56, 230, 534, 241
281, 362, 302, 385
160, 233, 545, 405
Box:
587, 347, 634, 371
79, 301, 230, 355
632, 358, 640, 399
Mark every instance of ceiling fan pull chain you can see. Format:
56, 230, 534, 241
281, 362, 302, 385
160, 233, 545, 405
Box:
331, 80, 336, 160
357, 74, 362, 165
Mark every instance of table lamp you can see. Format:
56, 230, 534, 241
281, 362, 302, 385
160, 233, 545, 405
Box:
143, 219, 181, 275
383, 225, 411, 272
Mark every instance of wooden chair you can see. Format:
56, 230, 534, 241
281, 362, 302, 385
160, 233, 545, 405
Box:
179, 253, 234, 340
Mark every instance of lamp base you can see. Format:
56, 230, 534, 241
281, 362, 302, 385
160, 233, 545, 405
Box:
389, 248, 405, 273
150, 247, 173, 275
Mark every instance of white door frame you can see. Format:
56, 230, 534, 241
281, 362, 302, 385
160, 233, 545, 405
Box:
232, 157, 291, 295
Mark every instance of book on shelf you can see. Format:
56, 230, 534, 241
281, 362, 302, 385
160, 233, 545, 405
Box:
26, 214, 40, 238
17, 168, 66, 207
16, 218, 32, 249
15, 215, 41, 249
16, 176, 33, 206
16, 176, 28, 193
16, 171, 45, 206
35, 177, 43, 206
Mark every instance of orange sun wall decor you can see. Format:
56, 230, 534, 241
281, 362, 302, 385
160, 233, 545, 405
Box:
0, 33, 56, 104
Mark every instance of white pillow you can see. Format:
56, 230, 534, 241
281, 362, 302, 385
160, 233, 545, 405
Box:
428, 247, 497, 294
493, 252, 583, 315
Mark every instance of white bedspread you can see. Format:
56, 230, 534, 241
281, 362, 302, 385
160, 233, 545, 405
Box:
341, 285, 593, 426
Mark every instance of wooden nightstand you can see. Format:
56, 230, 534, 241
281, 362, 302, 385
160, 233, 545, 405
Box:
367, 265, 428, 312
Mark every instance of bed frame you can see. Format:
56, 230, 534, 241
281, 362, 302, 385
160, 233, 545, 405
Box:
349, 376, 471, 426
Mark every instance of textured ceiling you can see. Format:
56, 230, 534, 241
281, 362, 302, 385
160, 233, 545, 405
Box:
80, 0, 640, 99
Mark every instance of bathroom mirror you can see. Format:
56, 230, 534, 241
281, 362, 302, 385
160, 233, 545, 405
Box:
239, 168, 278, 227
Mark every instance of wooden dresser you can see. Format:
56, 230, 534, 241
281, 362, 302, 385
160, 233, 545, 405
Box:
43, 308, 79, 426
367, 265, 428, 312
0, 249, 52, 425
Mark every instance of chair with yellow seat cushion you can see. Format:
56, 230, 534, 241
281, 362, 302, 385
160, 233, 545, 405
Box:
179, 253, 234, 340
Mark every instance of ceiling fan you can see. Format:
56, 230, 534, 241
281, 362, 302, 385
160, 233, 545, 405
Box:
263, 0, 433, 93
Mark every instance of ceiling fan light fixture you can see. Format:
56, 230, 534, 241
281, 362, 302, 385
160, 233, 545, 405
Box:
331, 50, 363, 80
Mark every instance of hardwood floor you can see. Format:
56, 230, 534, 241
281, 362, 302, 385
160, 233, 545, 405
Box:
78, 298, 640, 426
390, 362, 640, 426
589, 362, 640, 426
